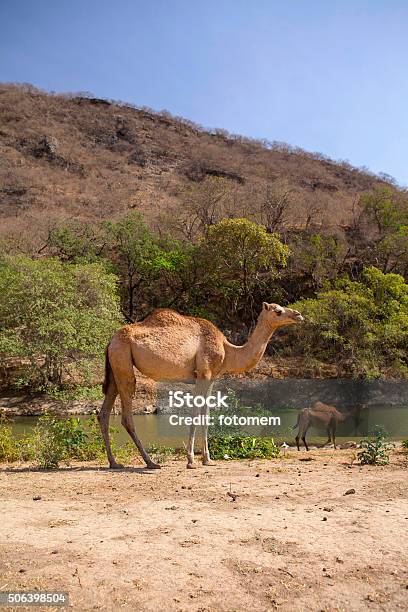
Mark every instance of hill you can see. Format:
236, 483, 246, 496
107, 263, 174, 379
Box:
0, 82, 396, 249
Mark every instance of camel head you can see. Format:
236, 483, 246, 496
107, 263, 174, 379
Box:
261, 302, 304, 327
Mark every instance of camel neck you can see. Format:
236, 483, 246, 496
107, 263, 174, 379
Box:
223, 319, 277, 374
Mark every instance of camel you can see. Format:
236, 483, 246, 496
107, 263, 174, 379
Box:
98, 302, 303, 469
293, 401, 363, 451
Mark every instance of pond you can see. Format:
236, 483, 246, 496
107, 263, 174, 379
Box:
9, 404, 408, 448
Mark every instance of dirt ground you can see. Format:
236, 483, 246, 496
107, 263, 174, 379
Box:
1, 449, 407, 612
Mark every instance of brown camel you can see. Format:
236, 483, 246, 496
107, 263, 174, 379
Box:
293, 401, 362, 451
98, 302, 303, 469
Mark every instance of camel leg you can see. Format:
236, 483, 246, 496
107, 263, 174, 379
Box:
187, 404, 199, 469
187, 378, 213, 468
301, 424, 310, 451
116, 377, 160, 470
98, 380, 120, 469
332, 421, 337, 449
201, 383, 215, 466
325, 425, 332, 445
296, 416, 309, 451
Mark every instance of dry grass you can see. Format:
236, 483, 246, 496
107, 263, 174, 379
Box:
0, 83, 392, 251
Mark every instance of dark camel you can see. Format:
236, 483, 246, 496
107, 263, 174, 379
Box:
293, 401, 362, 451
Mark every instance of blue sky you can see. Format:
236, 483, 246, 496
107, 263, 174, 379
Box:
1, 0, 407, 185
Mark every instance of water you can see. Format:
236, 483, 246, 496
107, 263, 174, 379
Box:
9, 405, 408, 448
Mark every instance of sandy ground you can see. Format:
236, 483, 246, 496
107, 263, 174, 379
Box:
1, 449, 407, 612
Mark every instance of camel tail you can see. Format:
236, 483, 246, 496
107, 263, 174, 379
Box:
292, 412, 300, 430
102, 345, 112, 395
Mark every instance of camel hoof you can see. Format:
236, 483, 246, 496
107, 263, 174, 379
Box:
187, 462, 198, 469
202, 460, 216, 466
109, 462, 125, 470
146, 462, 161, 470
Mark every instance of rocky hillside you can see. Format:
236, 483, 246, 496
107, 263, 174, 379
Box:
0, 83, 395, 248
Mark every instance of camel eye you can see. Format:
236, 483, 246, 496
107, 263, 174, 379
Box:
277, 310, 282, 316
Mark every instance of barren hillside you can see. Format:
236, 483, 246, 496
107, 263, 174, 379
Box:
0, 83, 394, 247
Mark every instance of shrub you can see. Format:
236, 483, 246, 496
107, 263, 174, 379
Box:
358, 425, 393, 466
0, 255, 122, 390
201, 218, 289, 322
291, 267, 408, 377
0, 418, 21, 462
32, 413, 70, 468
0, 413, 135, 467
146, 443, 175, 464
209, 435, 280, 460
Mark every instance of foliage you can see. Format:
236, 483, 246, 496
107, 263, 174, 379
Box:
208, 434, 280, 460
48, 385, 104, 402
0, 413, 135, 468
207, 389, 281, 459
358, 425, 393, 466
103, 212, 190, 320
358, 187, 408, 276
146, 443, 175, 464
32, 413, 72, 468
294, 233, 347, 291
290, 267, 408, 377
47, 222, 108, 264
0, 255, 122, 389
201, 218, 289, 321
0, 417, 25, 462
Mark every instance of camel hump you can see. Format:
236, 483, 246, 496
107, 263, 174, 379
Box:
313, 401, 343, 417
141, 308, 196, 328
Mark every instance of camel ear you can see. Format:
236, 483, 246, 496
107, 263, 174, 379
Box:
273, 305, 285, 314
262, 302, 272, 311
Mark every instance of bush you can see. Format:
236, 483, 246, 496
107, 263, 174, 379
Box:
32, 413, 70, 468
146, 443, 175, 464
0, 255, 122, 390
31, 413, 133, 468
291, 267, 408, 377
209, 435, 280, 460
358, 425, 393, 466
201, 218, 289, 322
0, 418, 22, 462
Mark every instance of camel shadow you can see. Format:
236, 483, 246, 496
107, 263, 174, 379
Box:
1, 464, 164, 474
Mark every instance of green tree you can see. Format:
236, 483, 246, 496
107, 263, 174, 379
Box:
46, 221, 107, 263
0, 255, 122, 389
201, 218, 289, 321
104, 212, 194, 320
357, 187, 408, 275
290, 267, 408, 377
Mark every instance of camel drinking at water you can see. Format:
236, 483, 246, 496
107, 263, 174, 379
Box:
98, 302, 303, 469
293, 401, 363, 451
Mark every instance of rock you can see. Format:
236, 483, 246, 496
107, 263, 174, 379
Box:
142, 404, 157, 414
322, 517, 328, 521
323, 506, 334, 512
33, 495, 42, 501
36, 135, 59, 156
344, 488, 356, 495
227, 492, 238, 501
